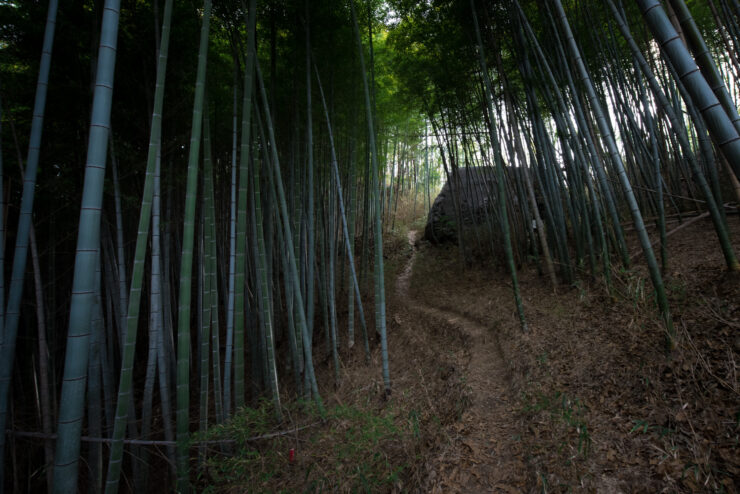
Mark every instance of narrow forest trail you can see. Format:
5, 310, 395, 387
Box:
394, 231, 527, 493
381, 218, 740, 494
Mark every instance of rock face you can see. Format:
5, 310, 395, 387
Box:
424, 167, 496, 243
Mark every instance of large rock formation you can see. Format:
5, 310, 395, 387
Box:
424, 167, 497, 243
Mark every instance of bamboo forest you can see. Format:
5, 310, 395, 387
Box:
2, 0, 740, 491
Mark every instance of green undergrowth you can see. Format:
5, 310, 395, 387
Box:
198, 398, 414, 493
522, 391, 592, 460
519, 390, 593, 491
611, 265, 688, 313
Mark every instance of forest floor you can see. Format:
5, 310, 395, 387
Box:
207, 214, 739, 493
394, 215, 740, 493
394, 229, 527, 492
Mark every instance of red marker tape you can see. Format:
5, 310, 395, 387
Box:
288, 448, 295, 463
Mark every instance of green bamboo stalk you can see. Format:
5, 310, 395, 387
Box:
103, 1, 173, 490
152, 152, 175, 471
516, 0, 627, 272
350, 0, 391, 395
0, 2, 58, 486
511, 28, 576, 278
315, 62, 372, 362
252, 107, 282, 420
347, 140, 358, 349
87, 253, 104, 494
254, 55, 324, 410
175, 1, 212, 491
327, 166, 341, 384
224, 57, 239, 419
205, 125, 223, 424
305, 0, 317, 356
637, 0, 740, 181
471, 0, 528, 332
198, 107, 215, 459
139, 239, 159, 489
639, 73, 668, 273
247, 166, 265, 400
53, 1, 120, 491
289, 133, 305, 389
109, 136, 128, 342
606, 0, 739, 271
0, 90, 5, 491
504, 87, 558, 290
551, 0, 673, 344
27, 224, 54, 494
233, 0, 257, 411
0, 90, 4, 359
100, 243, 117, 432
281, 211, 303, 393
669, 0, 740, 135
549, 35, 611, 282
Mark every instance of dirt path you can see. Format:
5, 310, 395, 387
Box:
387, 218, 740, 494
396, 231, 527, 493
